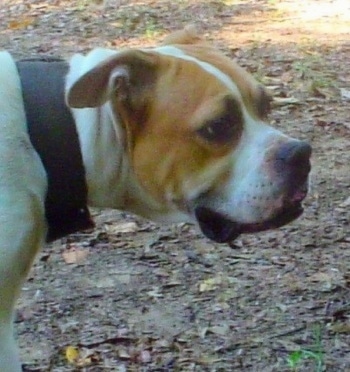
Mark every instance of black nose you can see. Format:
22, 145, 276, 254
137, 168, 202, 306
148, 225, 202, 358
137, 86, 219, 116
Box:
274, 140, 311, 184
276, 141, 312, 167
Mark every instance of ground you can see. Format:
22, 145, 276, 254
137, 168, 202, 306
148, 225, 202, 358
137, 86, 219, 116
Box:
0, 0, 349, 371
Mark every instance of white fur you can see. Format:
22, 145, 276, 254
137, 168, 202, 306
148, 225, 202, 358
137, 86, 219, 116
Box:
153, 46, 291, 222
67, 49, 190, 223
220, 119, 288, 222
67, 49, 128, 209
0, 44, 304, 371
0, 52, 47, 372
154, 46, 242, 97
68, 46, 292, 224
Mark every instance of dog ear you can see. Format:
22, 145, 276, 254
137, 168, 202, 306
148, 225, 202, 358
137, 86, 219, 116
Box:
162, 25, 204, 46
66, 50, 157, 109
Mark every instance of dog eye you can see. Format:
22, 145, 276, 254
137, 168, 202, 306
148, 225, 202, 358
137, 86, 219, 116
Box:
196, 97, 243, 145
197, 115, 241, 144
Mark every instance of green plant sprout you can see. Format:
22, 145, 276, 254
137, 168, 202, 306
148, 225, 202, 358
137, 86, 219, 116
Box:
286, 324, 324, 372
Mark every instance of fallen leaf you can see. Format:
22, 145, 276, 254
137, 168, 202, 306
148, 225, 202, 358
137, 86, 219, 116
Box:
8, 17, 35, 30
339, 196, 350, 208
199, 326, 208, 339
212, 302, 230, 312
139, 350, 152, 363
309, 272, 332, 283
154, 268, 170, 277
197, 355, 224, 365
276, 303, 288, 312
105, 222, 138, 234
209, 324, 230, 336
328, 322, 350, 334
280, 71, 294, 83
272, 96, 301, 106
154, 338, 171, 350
62, 248, 89, 264
340, 88, 350, 101
162, 280, 182, 288
308, 271, 343, 292
65, 346, 79, 364
147, 287, 163, 298
118, 348, 131, 360
199, 276, 223, 292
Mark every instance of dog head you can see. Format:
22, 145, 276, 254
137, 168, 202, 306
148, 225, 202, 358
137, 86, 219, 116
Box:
67, 26, 311, 243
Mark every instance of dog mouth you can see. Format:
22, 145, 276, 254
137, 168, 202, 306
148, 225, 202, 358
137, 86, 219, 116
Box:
195, 203, 304, 244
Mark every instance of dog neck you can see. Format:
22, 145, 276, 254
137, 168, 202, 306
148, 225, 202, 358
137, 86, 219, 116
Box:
69, 102, 129, 209
70, 102, 162, 219
17, 59, 94, 242
66, 49, 173, 221
17, 54, 184, 242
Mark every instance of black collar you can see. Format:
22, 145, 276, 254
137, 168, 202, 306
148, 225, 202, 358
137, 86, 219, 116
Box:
16, 58, 94, 242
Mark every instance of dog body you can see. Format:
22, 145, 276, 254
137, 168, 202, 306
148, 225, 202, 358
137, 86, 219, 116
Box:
0, 28, 311, 371
0, 53, 48, 371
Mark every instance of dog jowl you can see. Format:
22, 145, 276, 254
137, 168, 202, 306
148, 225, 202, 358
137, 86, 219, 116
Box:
0, 26, 311, 371
66, 28, 312, 244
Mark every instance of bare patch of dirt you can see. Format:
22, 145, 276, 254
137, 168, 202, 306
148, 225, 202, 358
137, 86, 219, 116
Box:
1, 0, 349, 370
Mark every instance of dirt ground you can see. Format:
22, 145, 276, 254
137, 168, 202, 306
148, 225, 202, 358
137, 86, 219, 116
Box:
0, 0, 349, 371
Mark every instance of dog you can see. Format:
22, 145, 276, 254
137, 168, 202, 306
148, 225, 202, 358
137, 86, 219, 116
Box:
0, 26, 311, 371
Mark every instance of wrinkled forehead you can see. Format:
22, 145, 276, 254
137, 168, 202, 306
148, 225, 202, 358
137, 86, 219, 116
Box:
153, 45, 242, 97
152, 44, 270, 120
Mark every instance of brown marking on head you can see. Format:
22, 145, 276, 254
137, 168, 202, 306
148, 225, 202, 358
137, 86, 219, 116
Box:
162, 28, 272, 120
182, 45, 271, 120
68, 48, 243, 208
67, 28, 270, 211
67, 27, 310, 240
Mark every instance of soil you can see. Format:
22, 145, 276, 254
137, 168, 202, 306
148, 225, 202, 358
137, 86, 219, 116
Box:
0, 0, 349, 371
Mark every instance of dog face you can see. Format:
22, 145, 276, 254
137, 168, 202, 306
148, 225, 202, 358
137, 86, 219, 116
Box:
67, 27, 311, 243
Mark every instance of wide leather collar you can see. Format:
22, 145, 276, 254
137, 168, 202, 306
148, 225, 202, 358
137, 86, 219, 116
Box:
16, 58, 94, 242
